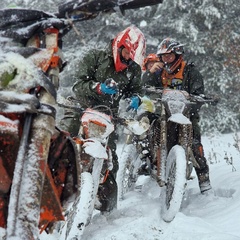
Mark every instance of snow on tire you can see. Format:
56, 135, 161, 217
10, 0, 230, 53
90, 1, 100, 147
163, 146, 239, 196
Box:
117, 144, 140, 201
64, 172, 94, 240
161, 145, 186, 222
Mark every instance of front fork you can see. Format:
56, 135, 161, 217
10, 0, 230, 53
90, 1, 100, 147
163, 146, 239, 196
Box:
7, 88, 56, 239
156, 106, 168, 186
178, 124, 199, 180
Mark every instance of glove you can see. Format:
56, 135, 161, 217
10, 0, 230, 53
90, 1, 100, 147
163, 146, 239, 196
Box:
127, 95, 141, 111
97, 78, 118, 95
137, 96, 155, 113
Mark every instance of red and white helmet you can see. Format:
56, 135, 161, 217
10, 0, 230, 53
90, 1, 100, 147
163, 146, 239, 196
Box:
112, 25, 146, 72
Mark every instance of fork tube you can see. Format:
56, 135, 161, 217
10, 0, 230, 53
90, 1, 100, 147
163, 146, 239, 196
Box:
157, 105, 168, 184
8, 89, 56, 239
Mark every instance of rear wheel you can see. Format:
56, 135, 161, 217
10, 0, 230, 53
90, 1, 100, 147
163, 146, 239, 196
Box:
161, 145, 186, 222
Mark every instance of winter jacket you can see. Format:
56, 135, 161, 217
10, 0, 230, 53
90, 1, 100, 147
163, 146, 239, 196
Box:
72, 41, 143, 116
142, 61, 204, 114
142, 62, 204, 95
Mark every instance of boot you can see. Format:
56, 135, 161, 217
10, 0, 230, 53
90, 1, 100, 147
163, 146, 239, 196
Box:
97, 172, 117, 213
196, 168, 212, 193
199, 180, 212, 194
193, 142, 212, 194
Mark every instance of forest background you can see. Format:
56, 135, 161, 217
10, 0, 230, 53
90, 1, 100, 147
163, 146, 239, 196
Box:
2, 0, 240, 134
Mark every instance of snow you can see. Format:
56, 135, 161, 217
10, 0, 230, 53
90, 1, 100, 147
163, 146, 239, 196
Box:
0, 50, 45, 92
0, 4, 240, 239
124, 117, 150, 136
1, 47, 240, 240
83, 139, 108, 159
169, 113, 191, 124
33, 132, 240, 240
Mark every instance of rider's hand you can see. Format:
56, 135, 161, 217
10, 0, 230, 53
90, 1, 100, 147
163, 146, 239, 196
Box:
149, 61, 164, 74
127, 95, 141, 111
96, 78, 118, 95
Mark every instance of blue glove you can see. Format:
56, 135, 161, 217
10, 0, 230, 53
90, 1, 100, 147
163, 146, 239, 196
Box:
100, 78, 118, 95
127, 96, 141, 111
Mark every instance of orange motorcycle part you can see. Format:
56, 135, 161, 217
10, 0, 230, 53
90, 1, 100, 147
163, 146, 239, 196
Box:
39, 164, 65, 233
0, 113, 23, 228
0, 112, 67, 232
0, 113, 23, 191
0, 195, 7, 228
81, 108, 114, 139
0, 157, 12, 194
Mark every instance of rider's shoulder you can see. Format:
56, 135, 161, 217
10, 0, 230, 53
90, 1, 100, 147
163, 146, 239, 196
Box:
183, 61, 198, 74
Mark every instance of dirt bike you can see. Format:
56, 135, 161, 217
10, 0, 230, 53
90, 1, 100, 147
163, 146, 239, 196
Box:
116, 99, 145, 201
0, 14, 81, 240
0, 1, 163, 239
57, 97, 150, 239
118, 86, 217, 222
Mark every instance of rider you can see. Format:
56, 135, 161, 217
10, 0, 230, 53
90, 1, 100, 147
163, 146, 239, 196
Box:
61, 25, 146, 212
141, 37, 212, 194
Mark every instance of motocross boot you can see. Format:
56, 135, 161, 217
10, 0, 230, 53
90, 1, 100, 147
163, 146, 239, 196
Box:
192, 142, 212, 194
97, 171, 118, 213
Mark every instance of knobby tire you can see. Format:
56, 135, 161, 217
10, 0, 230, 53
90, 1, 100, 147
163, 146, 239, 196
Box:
161, 145, 186, 222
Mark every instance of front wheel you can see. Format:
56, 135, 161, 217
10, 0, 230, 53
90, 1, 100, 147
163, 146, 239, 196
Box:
62, 172, 94, 240
117, 143, 140, 201
161, 145, 186, 222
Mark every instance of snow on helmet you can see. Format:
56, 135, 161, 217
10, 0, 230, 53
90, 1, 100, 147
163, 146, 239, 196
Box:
157, 38, 184, 56
142, 53, 159, 71
112, 25, 146, 72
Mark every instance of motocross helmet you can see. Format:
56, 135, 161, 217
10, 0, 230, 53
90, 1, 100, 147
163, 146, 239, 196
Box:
112, 25, 146, 72
157, 38, 184, 74
142, 53, 159, 71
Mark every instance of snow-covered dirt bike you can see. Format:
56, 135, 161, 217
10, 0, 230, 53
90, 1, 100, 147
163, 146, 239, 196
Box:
140, 86, 217, 222
117, 86, 217, 220
116, 96, 157, 201
57, 98, 150, 239
59, 105, 116, 240
0, 10, 81, 240
0, 1, 163, 239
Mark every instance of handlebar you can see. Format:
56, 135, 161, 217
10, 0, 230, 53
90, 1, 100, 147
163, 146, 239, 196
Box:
143, 86, 219, 105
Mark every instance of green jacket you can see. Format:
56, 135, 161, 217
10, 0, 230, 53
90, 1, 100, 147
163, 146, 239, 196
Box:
72, 42, 143, 115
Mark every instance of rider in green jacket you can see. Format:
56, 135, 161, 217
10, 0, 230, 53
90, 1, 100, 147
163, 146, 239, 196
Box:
62, 26, 146, 212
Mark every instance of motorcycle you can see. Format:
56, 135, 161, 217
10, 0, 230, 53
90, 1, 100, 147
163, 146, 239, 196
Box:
116, 98, 150, 201
0, 1, 163, 239
0, 16, 80, 240
118, 86, 217, 222
57, 97, 150, 239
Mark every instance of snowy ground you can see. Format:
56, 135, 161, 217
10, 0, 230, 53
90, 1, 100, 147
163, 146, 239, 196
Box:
40, 131, 240, 240
1, 132, 240, 240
